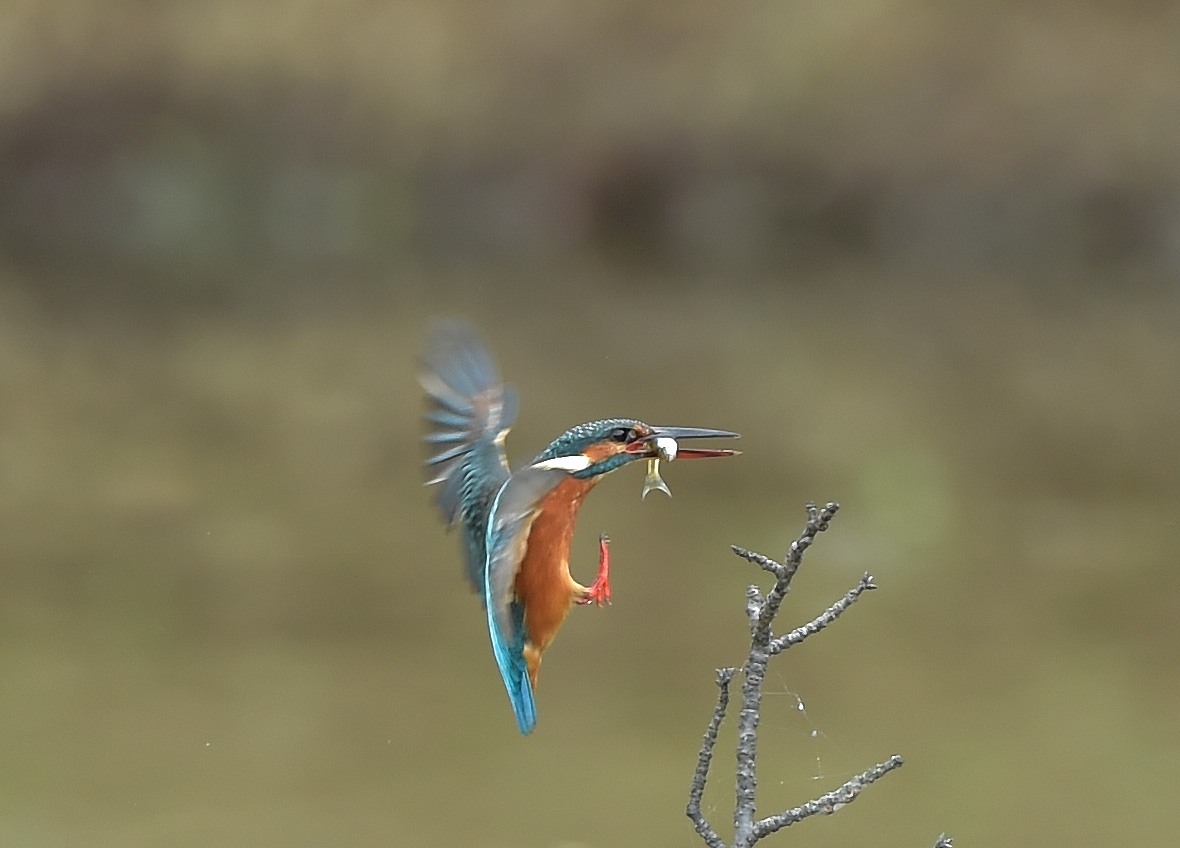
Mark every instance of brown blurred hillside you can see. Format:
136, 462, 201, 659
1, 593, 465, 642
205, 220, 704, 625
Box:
1, 2, 1178, 287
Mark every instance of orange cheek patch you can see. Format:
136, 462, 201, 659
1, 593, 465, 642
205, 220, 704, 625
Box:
581, 441, 624, 463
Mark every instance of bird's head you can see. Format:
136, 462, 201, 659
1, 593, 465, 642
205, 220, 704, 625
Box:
530, 418, 739, 480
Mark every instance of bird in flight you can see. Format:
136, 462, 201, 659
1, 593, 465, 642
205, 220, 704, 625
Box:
421, 320, 739, 733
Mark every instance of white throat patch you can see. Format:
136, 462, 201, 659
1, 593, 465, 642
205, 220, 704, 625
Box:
529, 455, 593, 473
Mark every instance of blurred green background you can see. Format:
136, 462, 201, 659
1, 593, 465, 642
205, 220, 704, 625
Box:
1, 2, 1178, 846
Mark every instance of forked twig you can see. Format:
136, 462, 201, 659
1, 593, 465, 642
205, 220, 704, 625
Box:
686, 502, 946, 846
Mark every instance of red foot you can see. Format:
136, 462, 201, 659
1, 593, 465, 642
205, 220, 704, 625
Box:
578, 533, 612, 606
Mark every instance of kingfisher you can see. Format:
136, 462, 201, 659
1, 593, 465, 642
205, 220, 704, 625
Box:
420, 320, 739, 734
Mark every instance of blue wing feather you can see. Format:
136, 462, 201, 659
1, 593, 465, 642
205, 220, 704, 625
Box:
426, 408, 471, 428
420, 321, 516, 593
483, 466, 568, 734
421, 320, 565, 734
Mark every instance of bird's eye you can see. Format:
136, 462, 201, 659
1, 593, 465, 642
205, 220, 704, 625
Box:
610, 427, 637, 443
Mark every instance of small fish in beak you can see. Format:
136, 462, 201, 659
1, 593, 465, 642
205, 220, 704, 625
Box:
642, 458, 672, 499
637, 427, 739, 499
641, 436, 679, 499
653, 436, 678, 462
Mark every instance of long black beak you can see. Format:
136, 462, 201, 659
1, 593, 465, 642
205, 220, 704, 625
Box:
649, 426, 741, 459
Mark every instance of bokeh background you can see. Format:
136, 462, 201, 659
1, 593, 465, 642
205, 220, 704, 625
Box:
2, 2, 1178, 846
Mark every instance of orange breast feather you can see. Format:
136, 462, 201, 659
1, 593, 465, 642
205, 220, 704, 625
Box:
514, 475, 598, 681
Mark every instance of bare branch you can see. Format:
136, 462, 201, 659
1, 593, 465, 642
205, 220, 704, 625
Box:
686, 502, 937, 846
731, 546, 786, 579
783, 501, 839, 580
751, 755, 904, 839
686, 667, 736, 848
733, 642, 768, 846
748, 502, 840, 651
744, 585, 763, 632
733, 505, 842, 846
768, 573, 877, 656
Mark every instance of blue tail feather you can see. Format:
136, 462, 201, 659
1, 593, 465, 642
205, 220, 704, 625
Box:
486, 594, 537, 734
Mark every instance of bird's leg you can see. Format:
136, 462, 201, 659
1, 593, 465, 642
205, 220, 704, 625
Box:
577, 533, 612, 606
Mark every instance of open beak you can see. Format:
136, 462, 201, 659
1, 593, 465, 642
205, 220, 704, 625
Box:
626, 426, 741, 459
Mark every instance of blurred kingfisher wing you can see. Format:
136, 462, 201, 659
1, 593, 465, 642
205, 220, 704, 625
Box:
483, 466, 568, 734
420, 320, 518, 594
